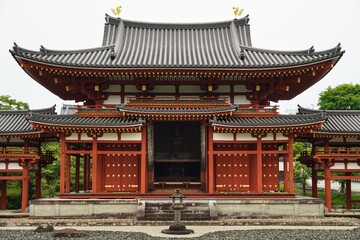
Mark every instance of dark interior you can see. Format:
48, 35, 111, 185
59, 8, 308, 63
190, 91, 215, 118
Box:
154, 121, 201, 184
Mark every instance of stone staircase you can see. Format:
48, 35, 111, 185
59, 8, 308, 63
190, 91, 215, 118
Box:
137, 199, 218, 221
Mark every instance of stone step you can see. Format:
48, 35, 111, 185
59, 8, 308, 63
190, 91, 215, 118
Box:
137, 200, 218, 221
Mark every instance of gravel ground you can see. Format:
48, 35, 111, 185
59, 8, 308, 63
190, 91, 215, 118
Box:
0, 229, 359, 240
1, 216, 360, 227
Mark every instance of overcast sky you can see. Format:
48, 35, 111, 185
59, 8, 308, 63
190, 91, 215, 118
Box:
0, 0, 359, 114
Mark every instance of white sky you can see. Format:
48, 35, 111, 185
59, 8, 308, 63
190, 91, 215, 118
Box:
0, 0, 359, 114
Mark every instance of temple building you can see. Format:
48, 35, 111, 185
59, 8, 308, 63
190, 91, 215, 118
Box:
2, 13, 356, 215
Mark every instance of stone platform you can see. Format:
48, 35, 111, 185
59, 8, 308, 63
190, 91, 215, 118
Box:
29, 196, 324, 218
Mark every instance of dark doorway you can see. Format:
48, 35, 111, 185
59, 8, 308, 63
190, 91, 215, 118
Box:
154, 121, 201, 188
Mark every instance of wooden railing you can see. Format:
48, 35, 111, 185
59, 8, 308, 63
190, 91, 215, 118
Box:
301, 147, 360, 158
0, 148, 54, 158
76, 104, 121, 117
126, 96, 228, 106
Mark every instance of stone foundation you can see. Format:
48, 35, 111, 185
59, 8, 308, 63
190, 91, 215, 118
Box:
29, 197, 324, 217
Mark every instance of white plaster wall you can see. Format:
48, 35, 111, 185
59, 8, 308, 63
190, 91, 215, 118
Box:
103, 85, 121, 93
121, 133, 142, 141
329, 138, 343, 143
0, 138, 7, 143
262, 134, 274, 141
98, 133, 118, 141
104, 95, 121, 105
8, 163, 22, 170
125, 85, 141, 93
333, 162, 345, 169
0, 163, 5, 170
276, 133, 288, 140
9, 138, 24, 143
234, 85, 252, 92
179, 85, 204, 93
66, 133, 78, 140
347, 162, 360, 170
213, 85, 230, 93
234, 95, 251, 105
149, 85, 175, 93
236, 133, 256, 141
346, 138, 360, 143
81, 133, 93, 141
213, 133, 233, 141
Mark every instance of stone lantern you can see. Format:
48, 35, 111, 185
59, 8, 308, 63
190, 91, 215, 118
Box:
161, 188, 194, 235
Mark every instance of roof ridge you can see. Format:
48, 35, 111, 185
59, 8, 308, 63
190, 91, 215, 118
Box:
11, 42, 115, 55
241, 43, 343, 55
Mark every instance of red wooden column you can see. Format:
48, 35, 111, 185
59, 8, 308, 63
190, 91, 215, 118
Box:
75, 155, 80, 193
21, 160, 29, 213
345, 172, 352, 210
288, 134, 294, 194
283, 143, 289, 192
60, 134, 66, 194
83, 155, 88, 191
324, 160, 332, 212
140, 126, 147, 194
0, 173, 7, 210
255, 137, 263, 193
92, 138, 98, 193
65, 155, 71, 193
35, 166, 42, 199
208, 126, 214, 194
311, 167, 318, 198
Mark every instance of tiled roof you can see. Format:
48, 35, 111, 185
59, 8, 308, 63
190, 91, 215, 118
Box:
10, 15, 343, 69
210, 113, 325, 128
27, 113, 145, 128
298, 106, 360, 134
0, 106, 55, 135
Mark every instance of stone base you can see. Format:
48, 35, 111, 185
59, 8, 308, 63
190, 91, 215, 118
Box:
161, 224, 194, 235
29, 197, 324, 217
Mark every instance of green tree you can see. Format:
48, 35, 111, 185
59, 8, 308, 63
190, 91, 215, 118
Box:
317, 83, 360, 110
293, 142, 312, 195
0, 95, 29, 110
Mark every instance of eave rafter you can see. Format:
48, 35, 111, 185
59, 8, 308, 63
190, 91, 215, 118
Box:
212, 122, 323, 135
30, 122, 143, 134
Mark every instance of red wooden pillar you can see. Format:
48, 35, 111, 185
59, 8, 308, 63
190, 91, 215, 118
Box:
60, 134, 66, 194
255, 138, 262, 193
0, 173, 7, 210
140, 126, 147, 194
345, 172, 352, 210
311, 168, 318, 198
92, 138, 98, 193
35, 166, 42, 199
283, 143, 289, 192
288, 134, 294, 194
65, 155, 71, 193
208, 126, 214, 194
21, 161, 29, 213
75, 155, 80, 193
324, 160, 332, 212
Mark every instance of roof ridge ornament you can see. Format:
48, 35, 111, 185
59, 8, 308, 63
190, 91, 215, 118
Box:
232, 6, 244, 19
111, 5, 122, 18
335, 43, 342, 52
110, 47, 116, 60
13, 42, 19, 53
40, 45, 47, 54
308, 46, 315, 54
239, 49, 245, 60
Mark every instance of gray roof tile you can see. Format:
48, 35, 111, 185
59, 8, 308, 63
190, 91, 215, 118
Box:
210, 113, 325, 128
298, 106, 360, 134
10, 15, 344, 69
27, 113, 144, 128
0, 106, 55, 134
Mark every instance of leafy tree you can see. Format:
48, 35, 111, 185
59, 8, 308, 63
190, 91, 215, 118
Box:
317, 83, 360, 110
293, 142, 312, 195
0, 95, 29, 110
